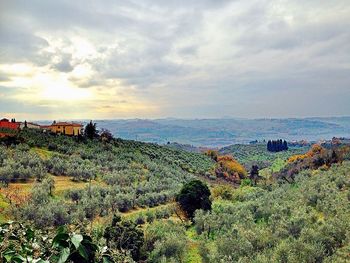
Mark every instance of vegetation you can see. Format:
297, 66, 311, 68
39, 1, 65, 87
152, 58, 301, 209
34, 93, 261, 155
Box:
176, 180, 211, 220
219, 143, 309, 171
267, 139, 288, 152
205, 150, 248, 183
193, 162, 350, 262
277, 144, 349, 183
84, 121, 99, 140
0, 221, 132, 262
0, 129, 214, 227
104, 214, 144, 261
1, 127, 350, 262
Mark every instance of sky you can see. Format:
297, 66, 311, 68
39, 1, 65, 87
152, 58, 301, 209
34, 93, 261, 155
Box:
0, 0, 350, 120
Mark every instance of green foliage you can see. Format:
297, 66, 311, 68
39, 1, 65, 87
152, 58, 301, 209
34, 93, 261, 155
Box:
0, 129, 213, 227
277, 145, 349, 183
240, 178, 253, 187
0, 222, 116, 263
104, 214, 144, 261
220, 143, 309, 170
176, 179, 211, 220
192, 162, 350, 262
144, 221, 188, 262
84, 121, 98, 140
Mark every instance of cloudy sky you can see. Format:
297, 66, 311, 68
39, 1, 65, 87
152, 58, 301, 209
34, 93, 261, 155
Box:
0, 0, 349, 120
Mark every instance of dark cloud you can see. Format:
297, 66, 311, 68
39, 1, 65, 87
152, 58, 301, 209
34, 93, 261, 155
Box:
0, 24, 49, 65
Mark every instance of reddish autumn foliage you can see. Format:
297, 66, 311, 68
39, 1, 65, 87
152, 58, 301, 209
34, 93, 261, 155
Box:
215, 155, 247, 183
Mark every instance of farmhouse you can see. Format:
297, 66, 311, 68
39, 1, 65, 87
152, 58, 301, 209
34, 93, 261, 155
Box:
0, 118, 20, 137
19, 121, 41, 130
0, 118, 20, 130
50, 122, 83, 136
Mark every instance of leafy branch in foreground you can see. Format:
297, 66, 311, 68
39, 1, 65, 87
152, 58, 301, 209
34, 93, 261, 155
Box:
0, 222, 131, 263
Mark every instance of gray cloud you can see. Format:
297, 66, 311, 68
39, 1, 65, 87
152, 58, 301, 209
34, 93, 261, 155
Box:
0, 24, 49, 65
0, 0, 349, 118
51, 53, 74, 72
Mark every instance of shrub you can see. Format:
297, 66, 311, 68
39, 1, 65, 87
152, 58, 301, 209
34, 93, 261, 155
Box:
176, 179, 211, 220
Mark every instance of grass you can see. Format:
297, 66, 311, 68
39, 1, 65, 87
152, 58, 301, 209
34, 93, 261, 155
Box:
0, 194, 10, 223
123, 203, 174, 219
186, 241, 202, 263
30, 147, 54, 160
185, 227, 202, 263
53, 176, 95, 196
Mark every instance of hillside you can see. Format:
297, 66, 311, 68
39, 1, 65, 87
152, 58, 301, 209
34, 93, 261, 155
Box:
192, 161, 350, 262
0, 129, 214, 226
96, 117, 350, 147
1, 129, 350, 262
219, 143, 309, 170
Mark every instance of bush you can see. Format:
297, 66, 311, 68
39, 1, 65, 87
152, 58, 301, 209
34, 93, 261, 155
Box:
176, 179, 211, 220
104, 214, 144, 261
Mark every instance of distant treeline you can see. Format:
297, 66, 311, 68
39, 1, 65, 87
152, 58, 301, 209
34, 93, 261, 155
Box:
267, 139, 288, 152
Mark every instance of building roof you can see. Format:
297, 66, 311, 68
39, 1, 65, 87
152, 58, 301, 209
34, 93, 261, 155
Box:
51, 122, 83, 127
27, 122, 40, 126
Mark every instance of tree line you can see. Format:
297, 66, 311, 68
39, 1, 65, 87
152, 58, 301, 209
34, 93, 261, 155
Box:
267, 139, 288, 152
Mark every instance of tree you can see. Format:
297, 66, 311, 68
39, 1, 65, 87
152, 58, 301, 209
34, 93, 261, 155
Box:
267, 140, 272, 151
267, 139, 288, 152
104, 214, 144, 261
205, 150, 219, 161
249, 165, 260, 185
42, 176, 55, 196
100, 129, 113, 143
84, 121, 98, 140
176, 179, 211, 220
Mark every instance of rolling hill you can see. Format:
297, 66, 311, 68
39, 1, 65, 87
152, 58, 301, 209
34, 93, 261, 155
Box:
96, 117, 350, 147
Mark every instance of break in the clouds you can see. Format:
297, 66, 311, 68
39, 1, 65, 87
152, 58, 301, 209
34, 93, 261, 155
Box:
0, 0, 349, 120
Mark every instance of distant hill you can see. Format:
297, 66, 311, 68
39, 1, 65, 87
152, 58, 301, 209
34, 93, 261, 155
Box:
96, 117, 350, 147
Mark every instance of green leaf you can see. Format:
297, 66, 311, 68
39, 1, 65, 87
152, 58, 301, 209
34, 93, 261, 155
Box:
3, 249, 15, 262
71, 234, 83, 249
33, 260, 50, 263
102, 255, 114, 263
56, 225, 66, 234
10, 255, 26, 263
4, 254, 13, 262
52, 233, 69, 248
78, 245, 88, 260
57, 247, 70, 263
25, 228, 35, 241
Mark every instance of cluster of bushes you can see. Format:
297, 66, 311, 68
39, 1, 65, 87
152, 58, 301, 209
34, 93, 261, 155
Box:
129, 206, 175, 225
0, 129, 216, 227
277, 144, 350, 183
219, 143, 309, 170
192, 162, 350, 262
0, 146, 46, 185
205, 150, 247, 183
